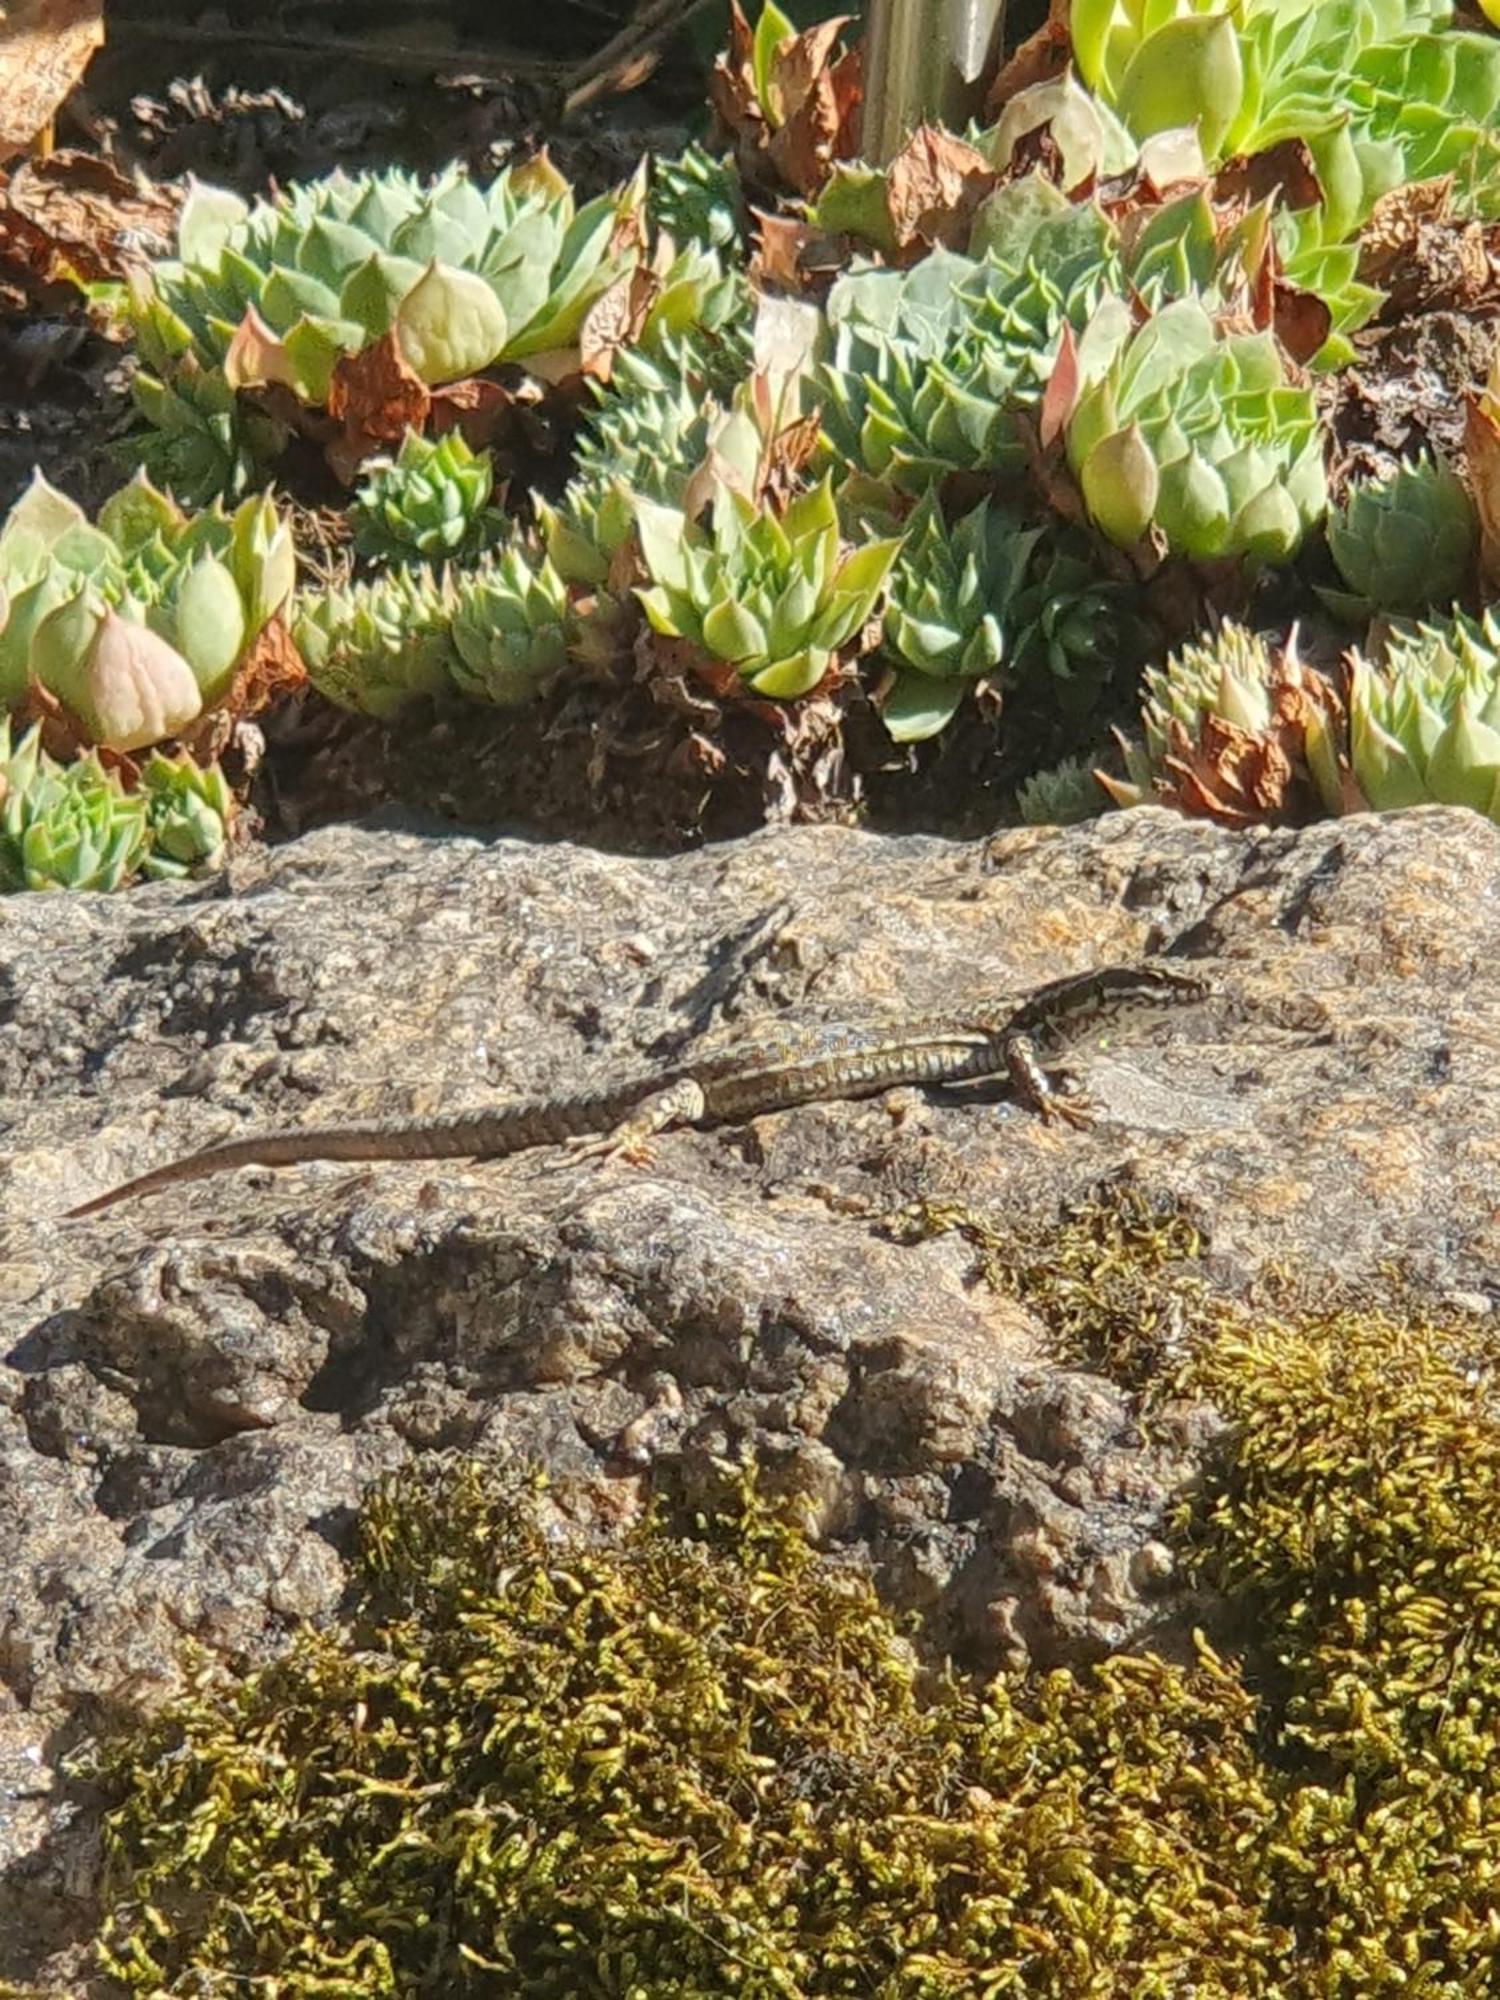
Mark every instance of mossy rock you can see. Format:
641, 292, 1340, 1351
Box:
88, 1288, 1500, 1996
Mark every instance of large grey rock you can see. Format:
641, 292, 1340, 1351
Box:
2, 805, 1497, 1985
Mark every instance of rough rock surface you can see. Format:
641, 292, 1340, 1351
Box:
3, 804, 1499, 1984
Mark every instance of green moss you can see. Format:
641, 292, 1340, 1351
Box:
886, 1183, 1211, 1389
1180, 1308, 1500, 1989
86, 1287, 1500, 1997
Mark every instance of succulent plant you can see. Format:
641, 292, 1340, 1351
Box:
635, 475, 900, 699
0, 720, 149, 891
1346, 609, 1500, 815
121, 160, 650, 493
1103, 622, 1342, 825
817, 224, 1118, 495
1064, 0, 1500, 361
541, 369, 720, 588
1010, 533, 1148, 698
138, 751, 236, 877
1016, 755, 1110, 826
127, 364, 288, 506
448, 540, 570, 708
1063, 297, 1327, 563
1324, 454, 1478, 619
0, 472, 294, 748
0, 720, 234, 892
649, 142, 743, 253
636, 240, 749, 375
879, 494, 1041, 741
292, 564, 459, 719
351, 428, 502, 565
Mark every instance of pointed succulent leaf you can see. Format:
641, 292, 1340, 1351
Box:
170, 555, 247, 700
747, 647, 828, 698
393, 262, 509, 383
635, 499, 694, 594
34, 592, 203, 751
880, 668, 970, 742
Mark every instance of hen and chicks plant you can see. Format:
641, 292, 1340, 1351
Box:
0, 471, 292, 751
21, 0, 1500, 871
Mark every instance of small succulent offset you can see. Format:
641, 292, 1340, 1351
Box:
879, 493, 1040, 741
1324, 454, 1477, 619
0, 721, 147, 891
1063, 297, 1327, 563
1010, 532, 1146, 696
635, 475, 900, 699
540, 367, 719, 588
138, 751, 236, 876
448, 540, 570, 709
0, 721, 233, 892
1346, 610, 1500, 817
351, 428, 503, 565
1016, 754, 1109, 826
0, 471, 294, 750
292, 564, 459, 719
1102, 622, 1341, 825
648, 142, 743, 253
817, 223, 1117, 496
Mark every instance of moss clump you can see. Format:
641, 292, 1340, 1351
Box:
1181, 1308, 1500, 1989
887, 1182, 1210, 1389
89, 1299, 1500, 1997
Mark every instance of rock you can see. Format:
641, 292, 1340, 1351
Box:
3, 803, 1499, 1980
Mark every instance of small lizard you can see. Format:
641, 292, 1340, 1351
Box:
63, 963, 1209, 1219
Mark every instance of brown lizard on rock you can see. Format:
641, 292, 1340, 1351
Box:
64, 963, 1210, 1218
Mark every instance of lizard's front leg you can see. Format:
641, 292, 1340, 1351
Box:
562, 1077, 708, 1166
1003, 1032, 1094, 1130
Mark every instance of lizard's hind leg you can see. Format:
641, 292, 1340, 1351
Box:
1003, 1033, 1094, 1130
561, 1078, 709, 1167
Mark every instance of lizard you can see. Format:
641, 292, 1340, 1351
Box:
62, 962, 1210, 1219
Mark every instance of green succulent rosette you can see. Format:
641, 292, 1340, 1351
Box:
0, 471, 294, 749
635, 475, 900, 700
352, 429, 503, 566
448, 542, 570, 708
879, 494, 1040, 741
0, 721, 234, 891
119, 159, 653, 498
292, 564, 460, 719
0, 721, 149, 892
1348, 610, 1500, 817
1324, 454, 1477, 620
1064, 297, 1326, 563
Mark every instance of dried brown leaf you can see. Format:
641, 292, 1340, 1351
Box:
0, 0, 103, 159
767, 72, 842, 197
578, 264, 659, 381
429, 376, 515, 452
770, 16, 851, 124
1464, 388, 1500, 588
1039, 318, 1080, 450
1272, 282, 1331, 366
325, 331, 431, 480
2, 149, 178, 282
883, 124, 997, 254
986, 0, 1071, 114
1213, 140, 1323, 216
708, 0, 763, 145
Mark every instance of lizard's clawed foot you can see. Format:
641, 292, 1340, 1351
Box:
1033, 1089, 1095, 1131
562, 1130, 660, 1169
